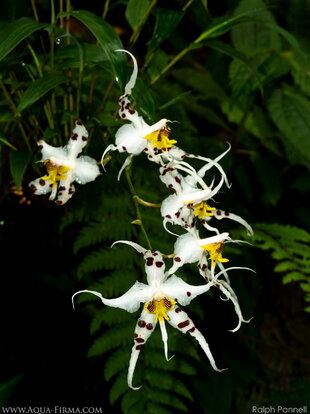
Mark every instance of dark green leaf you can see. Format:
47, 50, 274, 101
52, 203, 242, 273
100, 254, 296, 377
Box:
231, 0, 281, 53
9, 150, 31, 189
125, 0, 150, 30
16, 72, 66, 113
147, 8, 185, 54
268, 87, 310, 166
59, 10, 127, 89
0, 135, 17, 150
194, 10, 257, 43
0, 17, 47, 61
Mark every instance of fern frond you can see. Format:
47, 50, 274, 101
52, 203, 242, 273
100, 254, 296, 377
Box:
146, 368, 193, 402
253, 223, 310, 307
109, 372, 128, 405
77, 247, 136, 279
73, 216, 134, 254
104, 348, 130, 381
87, 322, 133, 357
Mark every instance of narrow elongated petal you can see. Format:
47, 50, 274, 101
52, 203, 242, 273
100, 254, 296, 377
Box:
72, 282, 152, 313
128, 309, 155, 389
212, 209, 254, 236
159, 320, 173, 361
112, 240, 147, 255
167, 307, 226, 372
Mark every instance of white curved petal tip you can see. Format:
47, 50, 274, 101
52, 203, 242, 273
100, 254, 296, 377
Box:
228, 316, 253, 333
111, 240, 147, 255
129, 384, 142, 391
217, 367, 228, 373
71, 289, 99, 310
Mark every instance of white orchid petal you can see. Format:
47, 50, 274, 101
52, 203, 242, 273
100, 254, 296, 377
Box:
67, 121, 89, 158
73, 156, 100, 184
72, 282, 152, 313
198, 143, 231, 178
38, 140, 67, 161
159, 320, 173, 361
128, 309, 155, 390
198, 232, 229, 247
167, 308, 226, 372
101, 144, 117, 169
212, 209, 254, 236
29, 177, 52, 195
162, 275, 212, 306
116, 49, 138, 95
163, 217, 179, 237
55, 172, 75, 205
112, 240, 147, 255
115, 123, 146, 155
117, 154, 134, 181
168, 232, 203, 275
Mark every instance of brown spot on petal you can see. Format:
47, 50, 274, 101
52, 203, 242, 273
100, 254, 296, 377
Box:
39, 179, 46, 186
186, 292, 191, 297
174, 257, 181, 262
59, 186, 66, 191
224, 211, 230, 216
55, 200, 63, 205
136, 345, 143, 350
138, 320, 146, 328
122, 146, 127, 151
76, 121, 82, 126
146, 257, 154, 266
216, 210, 222, 216
155, 261, 163, 268
187, 327, 195, 333
146, 323, 153, 330
82, 136, 87, 141
71, 134, 78, 140
175, 308, 182, 313
178, 320, 190, 328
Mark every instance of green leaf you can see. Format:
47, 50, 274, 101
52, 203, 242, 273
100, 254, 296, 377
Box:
194, 10, 256, 44
147, 8, 184, 54
9, 150, 31, 189
0, 17, 47, 62
268, 87, 310, 166
231, 0, 281, 53
59, 10, 127, 89
125, 0, 150, 30
0, 135, 17, 150
0, 373, 23, 406
16, 72, 66, 113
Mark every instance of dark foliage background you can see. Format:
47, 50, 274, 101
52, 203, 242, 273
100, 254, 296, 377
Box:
0, 0, 310, 412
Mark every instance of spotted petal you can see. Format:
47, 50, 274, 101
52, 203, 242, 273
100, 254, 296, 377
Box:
162, 274, 212, 306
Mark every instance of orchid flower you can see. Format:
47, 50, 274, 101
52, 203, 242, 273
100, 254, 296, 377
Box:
159, 150, 253, 236
72, 240, 228, 390
167, 231, 253, 331
29, 121, 100, 205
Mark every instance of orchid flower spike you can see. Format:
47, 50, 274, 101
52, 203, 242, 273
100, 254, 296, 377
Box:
29, 121, 100, 205
72, 240, 226, 390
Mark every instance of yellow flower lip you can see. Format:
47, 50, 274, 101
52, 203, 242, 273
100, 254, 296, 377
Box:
192, 201, 216, 219
145, 297, 176, 323
144, 125, 177, 152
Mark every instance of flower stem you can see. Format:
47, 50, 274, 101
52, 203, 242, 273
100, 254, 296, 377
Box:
149, 46, 191, 86
125, 164, 153, 251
